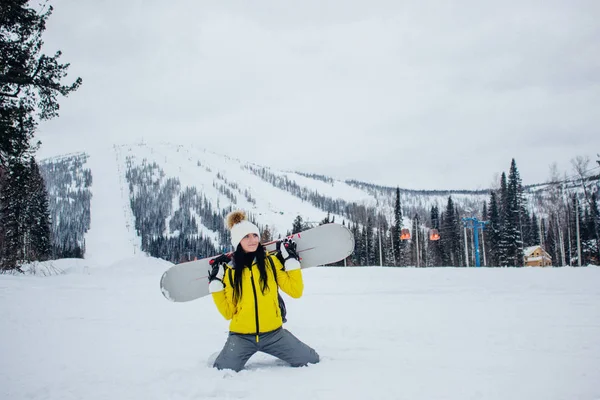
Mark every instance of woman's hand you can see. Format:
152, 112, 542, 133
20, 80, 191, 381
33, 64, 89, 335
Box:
277, 238, 301, 271
208, 254, 229, 293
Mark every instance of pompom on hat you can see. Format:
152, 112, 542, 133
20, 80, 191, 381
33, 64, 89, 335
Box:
227, 210, 260, 248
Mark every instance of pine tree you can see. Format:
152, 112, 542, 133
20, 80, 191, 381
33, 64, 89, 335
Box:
374, 212, 389, 266
384, 229, 394, 266
504, 159, 524, 266
514, 164, 533, 249
486, 192, 501, 266
409, 216, 417, 266
582, 204, 593, 264
291, 215, 304, 234
26, 158, 51, 261
441, 196, 460, 266
427, 205, 442, 266
1, 0, 81, 270
482, 202, 488, 225
319, 212, 331, 225
0, 159, 29, 269
438, 212, 447, 264
589, 193, 599, 264
373, 228, 382, 266
1, 1, 82, 164
361, 222, 371, 266
392, 187, 402, 266
350, 221, 362, 265
364, 215, 374, 265
498, 172, 509, 265
431, 205, 440, 230
455, 204, 465, 267
570, 195, 583, 266
261, 225, 273, 242
481, 201, 490, 265
0, 157, 50, 267
0, 165, 4, 259
545, 217, 557, 265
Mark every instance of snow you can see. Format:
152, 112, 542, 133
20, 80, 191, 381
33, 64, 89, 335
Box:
118, 142, 375, 235
2, 260, 600, 400
524, 246, 541, 256
18, 141, 599, 398
84, 146, 143, 265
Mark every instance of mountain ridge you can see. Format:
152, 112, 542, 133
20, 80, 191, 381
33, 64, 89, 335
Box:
39, 142, 587, 264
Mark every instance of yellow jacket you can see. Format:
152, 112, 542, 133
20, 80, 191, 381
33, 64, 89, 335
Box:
211, 253, 304, 338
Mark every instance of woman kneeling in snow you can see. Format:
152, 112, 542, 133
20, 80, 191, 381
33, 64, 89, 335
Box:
208, 210, 320, 372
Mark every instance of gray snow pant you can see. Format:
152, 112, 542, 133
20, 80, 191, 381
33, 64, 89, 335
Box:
213, 328, 320, 372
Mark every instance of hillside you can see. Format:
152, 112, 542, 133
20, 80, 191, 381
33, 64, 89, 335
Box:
39, 142, 597, 266
40, 143, 493, 261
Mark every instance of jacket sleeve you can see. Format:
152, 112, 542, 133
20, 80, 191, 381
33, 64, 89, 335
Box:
271, 255, 304, 298
211, 265, 235, 320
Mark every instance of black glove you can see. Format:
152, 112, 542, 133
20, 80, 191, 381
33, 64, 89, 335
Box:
209, 253, 230, 269
208, 253, 230, 292
277, 238, 301, 271
277, 238, 299, 261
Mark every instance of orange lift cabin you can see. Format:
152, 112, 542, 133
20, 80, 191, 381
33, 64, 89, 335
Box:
400, 228, 411, 240
429, 229, 440, 241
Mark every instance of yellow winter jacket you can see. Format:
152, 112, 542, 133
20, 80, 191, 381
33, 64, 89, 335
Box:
211, 253, 304, 338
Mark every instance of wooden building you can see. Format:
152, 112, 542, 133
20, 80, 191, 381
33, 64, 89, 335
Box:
524, 245, 552, 267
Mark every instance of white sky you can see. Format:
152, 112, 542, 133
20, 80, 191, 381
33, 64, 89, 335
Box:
36, 0, 600, 190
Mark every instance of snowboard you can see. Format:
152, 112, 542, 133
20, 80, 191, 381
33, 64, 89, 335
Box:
160, 223, 355, 302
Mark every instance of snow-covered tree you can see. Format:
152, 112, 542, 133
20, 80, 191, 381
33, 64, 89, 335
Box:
39, 154, 91, 259
26, 158, 51, 260
0, 157, 51, 269
1, 0, 81, 270
441, 196, 461, 266
291, 215, 305, 234
427, 205, 442, 266
261, 225, 273, 243
486, 192, 501, 266
392, 187, 403, 266
500, 159, 525, 266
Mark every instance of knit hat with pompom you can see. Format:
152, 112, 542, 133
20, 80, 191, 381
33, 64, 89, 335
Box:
227, 210, 260, 248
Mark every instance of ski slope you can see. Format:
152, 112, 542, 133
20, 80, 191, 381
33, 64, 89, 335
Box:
84, 146, 142, 264
2, 262, 599, 400
119, 142, 377, 236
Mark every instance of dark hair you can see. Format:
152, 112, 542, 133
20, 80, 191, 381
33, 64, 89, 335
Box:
231, 243, 271, 304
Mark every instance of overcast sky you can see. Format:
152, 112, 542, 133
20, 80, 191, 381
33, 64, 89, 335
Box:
37, 0, 600, 190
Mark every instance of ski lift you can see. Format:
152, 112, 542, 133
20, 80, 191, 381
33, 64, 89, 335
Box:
429, 229, 440, 241
400, 228, 411, 240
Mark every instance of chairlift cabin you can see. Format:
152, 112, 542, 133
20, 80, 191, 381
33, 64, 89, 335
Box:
429, 229, 440, 241
400, 228, 411, 240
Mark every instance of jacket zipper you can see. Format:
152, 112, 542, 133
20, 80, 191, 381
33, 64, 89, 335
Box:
249, 267, 260, 342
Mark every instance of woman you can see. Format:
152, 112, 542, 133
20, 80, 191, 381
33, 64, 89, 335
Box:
208, 210, 320, 372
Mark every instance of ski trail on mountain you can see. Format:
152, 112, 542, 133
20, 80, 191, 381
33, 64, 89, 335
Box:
85, 146, 142, 265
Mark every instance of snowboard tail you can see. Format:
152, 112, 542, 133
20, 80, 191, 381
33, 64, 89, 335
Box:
160, 223, 354, 302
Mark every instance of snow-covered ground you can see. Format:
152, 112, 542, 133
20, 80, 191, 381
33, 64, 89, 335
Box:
84, 146, 142, 264
2, 261, 599, 400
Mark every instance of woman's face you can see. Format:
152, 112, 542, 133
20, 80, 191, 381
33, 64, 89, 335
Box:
240, 233, 260, 253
